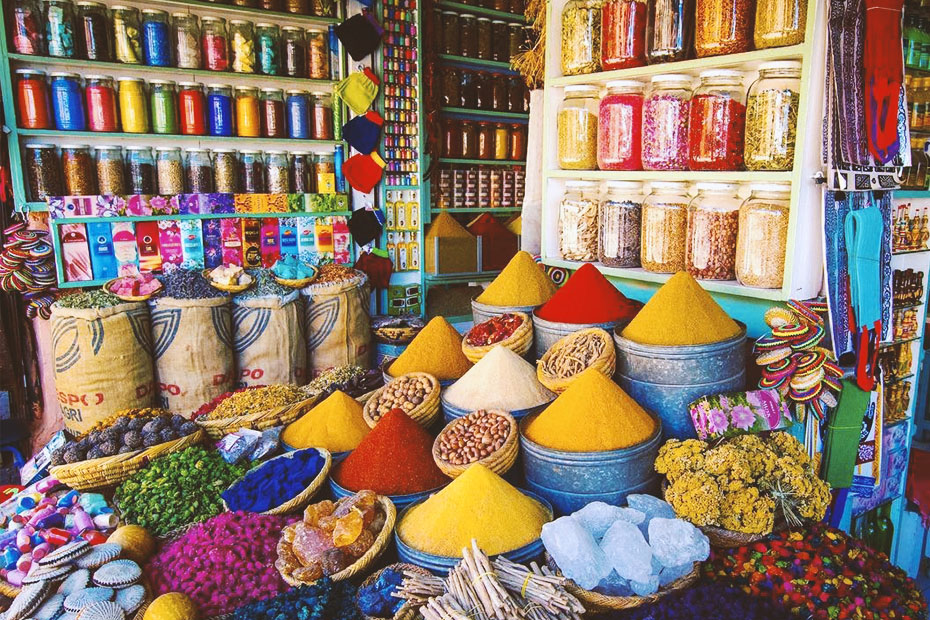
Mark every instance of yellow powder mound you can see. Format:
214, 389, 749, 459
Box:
388, 316, 473, 380
476, 251, 557, 307
281, 391, 370, 452
426, 212, 473, 238
621, 271, 741, 346
397, 463, 551, 556
524, 368, 657, 452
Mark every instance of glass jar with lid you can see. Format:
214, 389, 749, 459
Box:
47, 0, 77, 58
62, 145, 95, 195
172, 13, 201, 69
688, 70, 746, 170
460, 70, 477, 108
477, 122, 494, 159
112, 5, 142, 63
510, 124, 527, 159
77, 1, 112, 61
507, 77, 527, 113
315, 153, 336, 192
561, 0, 601, 75
646, 0, 693, 63
235, 86, 261, 137
230, 20, 255, 73
256, 23, 280, 75
16, 69, 51, 129
201, 16, 229, 71
558, 85, 599, 169
241, 150, 264, 193
442, 67, 461, 107
85, 75, 118, 133
641, 180, 689, 272
493, 124, 510, 159
291, 152, 313, 193
125, 146, 154, 194
598, 80, 644, 170
50, 72, 85, 131
601, 0, 647, 70
473, 72, 490, 109
286, 0, 310, 13
508, 23, 523, 59
744, 61, 801, 171
491, 74, 508, 111
642, 74, 691, 170
491, 20, 510, 62
185, 148, 213, 194
262, 88, 286, 138
117, 77, 149, 133
735, 183, 790, 288
311, 92, 334, 140
754, 0, 806, 48
307, 28, 330, 79
265, 151, 290, 194
441, 12, 460, 55
141, 9, 170, 67
25, 144, 62, 201
282, 27, 306, 77
695, 0, 753, 57
155, 147, 184, 195
461, 121, 478, 158
95, 146, 125, 195
599, 181, 643, 267
149, 80, 178, 134
686, 182, 740, 280
12, 0, 44, 56
207, 84, 234, 137
477, 18, 492, 60
460, 14, 478, 58
213, 149, 238, 193
558, 180, 600, 262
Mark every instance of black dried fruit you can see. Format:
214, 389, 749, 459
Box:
51, 448, 66, 466
119, 444, 136, 454
170, 415, 187, 429
128, 418, 148, 431
180, 421, 199, 436
124, 431, 143, 449
99, 440, 119, 457
63, 446, 84, 464
142, 419, 165, 434
86, 447, 104, 460
160, 428, 179, 443
142, 433, 162, 447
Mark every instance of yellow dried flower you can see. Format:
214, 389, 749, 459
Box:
665, 470, 722, 526
655, 439, 707, 482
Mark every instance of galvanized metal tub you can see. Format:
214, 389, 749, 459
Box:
518, 414, 663, 515
472, 298, 541, 324
612, 323, 747, 441
532, 314, 622, 359
440, 394, 553, 424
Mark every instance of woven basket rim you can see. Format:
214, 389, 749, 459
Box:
202, 268, 253, 293
357, 562, 433, 620
462, 312, 532, 348
196, 393, 321, 438
432, 410, 518, 478
220, 447, 333, 516
363, 373, 440, 429
462, 321, 534, 364
537, 328, 616, 393
103, 277, 163, 302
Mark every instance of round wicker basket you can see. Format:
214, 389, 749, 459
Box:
432, 410, 518, 478
221, 448, 332, 515
202, 269, 252, 293
537, 328, 616, 393
461, 312, 533, 363
274, 269, 318, 289
196, 393, 321, 440
363, 373, 440, 429
356, 562, 433, 620
103, 277, 163, 302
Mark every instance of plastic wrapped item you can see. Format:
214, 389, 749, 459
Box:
559, 181, 600, 262
735, 183, 790, 288
744, 61, 801, 171
561, 0, 601, 75
754, 0, 806, 48
599, 181, 643, 267
695, 0, 753, 57
646, 0, 693, 63
642, 74, 691, 170
597, 80, 644, 170
688, 70, 745, 171
601, 0, 647, 70
558, 86, 599, 170
641, 181, 689, 273
217, 429, 262, 465
685, 182, 740, 280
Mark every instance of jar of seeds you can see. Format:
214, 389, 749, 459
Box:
599, 181, 643, 267
24, 144, 63, 201
95, 146, 125, 195
558, 180, 600, 262
240, 150, 264, 193
754, 0, 805, 48
695, 0, 753, 57
641, 181, 689, 272
125, 146, 154, 194
62, 145, 96, 195
686, 182, 740, 280
744, 61, 801, 171
735, 183, 790, 288
172, 12, 201, 68
265, 151, 290, 194
290, 152, 313, 193
213, 149, 238, 193
185, 148, 213, 193
156, 147, 183, 194
561, 0, 601, 75
558, 85, 599, 169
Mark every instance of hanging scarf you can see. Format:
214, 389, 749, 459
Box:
863, 0, 905, 163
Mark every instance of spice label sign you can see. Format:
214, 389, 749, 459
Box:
689, 389, 793, 440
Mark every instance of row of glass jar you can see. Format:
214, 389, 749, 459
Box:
558, 180, 790, 288
441, 121, 528, 161
439, 68, 530, 114
15, 71, 335, 140
444, 0, 526, 15
557, 64, 799, 172
25, 144, 336, 200
561, 0, 806, 76
434, 166, 527, 209
437, 10, 527, 62
11, 1, 334, 79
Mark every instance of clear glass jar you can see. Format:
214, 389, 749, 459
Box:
95, 146, 125, 195
263, 87, 286, 138
642, 74, 691, 170
641, 180, 689, 272
236, 86, 261, 137
695, 0, 754, 57
185, 148, 213, 193
460, 14, 478, 58
172, 13, 201, 69
558, 85, 599, 169
688, 70, 746, 170
477, 18, 492, 59
599, 181, 643, 267
559, 181, 601, 261
12, 0, 44, 56
286, 0, 310, 13
24, 144, 62, 201
46, 0, 77, 58
141, 9, 170, 66
311, 91, 334, 140
117, 77, 149, 133
477, 122, 494, 160
265, 151, 290, 193
314, 153, 336, 193
461, 121, 478, 158
207, 84, 234, 137
84, 74, 118, 132
307, 28, 330, 79
230, 20, 256, 73
736, 184, 790, 288
493, 124, 510, 160
201, 16, 229, 71
598, 80, 644, 170
508, 23, 523, 59
149, 80, 178, 134
754, 0, 805, 48
240, 151, 263, 193
646, 0, 693, 63
62, 145, 96, 195
291, 152, 313, 193
16, 69, 51, 130
491, 20, 510, 62
686, 182, 740, 280
282, 26, 306, 77
601, 0, 647, 70
744, 61, 801, 171
111, 5, 142, 63
441, 12, 460, 55
77, 1, 112, 61
50, 72, 85, 131
125, 146, 154, 194
155, 147, 183, 195
178, 81, 206, 135
256, 23, 280, 75
561, 0, 601, 75
213, 149, 238, 193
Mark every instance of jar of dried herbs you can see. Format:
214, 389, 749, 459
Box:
95, 146, 126, 195
735, 183, 790, 288
265, 151, 290, 194
559, 181, 600, 262
25, 144, 63, 201
754, 0, 806, 48
156, 147, 183, 195
646, 0, 693, 63
686, 182, 740, 280
641, 181, 689, 273
213, 149, 238, 193
558, 85, 599, 170
241, 150, 264, 193
561, 0, 601, 75
185, 148, 214, 194
744, 61, 801, 171
694, 0, 753, 57
62, 145, 96, 196
125, 146, 154, 194
599, 181, 643, 267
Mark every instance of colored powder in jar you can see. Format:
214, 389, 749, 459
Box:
388, 317, 473, 380
208, 384, 306, 420
222, 448, 327, 512
444, 346, 555, 412
425, 211, 473, 238
332, 409, 449, 495
620, 271, 741, 345
535, 263, 641, 324
524, 368, 656, 451
396, 463, 550, 557
281, 391, 370, 452
146, 511, 293, 617
688, 95, 746, 171
597, 89, 644, 170
476, 251, 557, 307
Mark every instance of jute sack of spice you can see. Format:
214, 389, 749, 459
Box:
50, 300, 156, 434
233, 290, 307, 387
302, 268, 372, 376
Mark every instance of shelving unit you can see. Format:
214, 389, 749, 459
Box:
441, 106, 529, 120
438, 54, 518, 72
436, 0, 526, 21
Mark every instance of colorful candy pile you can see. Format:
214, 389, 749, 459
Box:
0, 223, 56, 318
106, 273, 162, 298
753, 300, 841, 420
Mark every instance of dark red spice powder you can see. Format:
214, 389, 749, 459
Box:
535, 263, 641, 324
332, 409, 449, 495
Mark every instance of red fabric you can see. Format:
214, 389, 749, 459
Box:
906, 447, 930, 525
342, 153, 385, 193
535, 263, 641, 324
863, 0, 905, 163
466, 213, 517, 271
354, 251, 392, 289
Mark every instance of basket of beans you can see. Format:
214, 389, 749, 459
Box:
363, 373, 440, 429
461, 312, 533, 363
432, 410, 518, 478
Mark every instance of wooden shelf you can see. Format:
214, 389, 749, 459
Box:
438, 54, 517, 73
544, 169, 794, 183
892, 247, 930, 255
881, 336, 922, 348
441, 106, 530, 120
16, 129, 341, 150
425, 270, 501, 283
438, 157, 526, 166
436, 0, 526, 21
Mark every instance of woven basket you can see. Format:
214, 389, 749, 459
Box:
432, 410, 518, 478
279, 495, 397, 588
103, 278, 163, 302
48, 430, 205, 491
461, 312, 533, 363
130, 581, 153, 620
546, 554, 700, 612
0, 579, 19, 598
357, 562, 432, 620
537, 328, 616, 393
221, 448, 332, 516
203, 269, 252, 293
363, 373, 440, 429
274, 271, 317, 289
197, 394, 321, 440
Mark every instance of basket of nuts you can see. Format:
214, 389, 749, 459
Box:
432, 410, 518, 478
363, 372, 441, 429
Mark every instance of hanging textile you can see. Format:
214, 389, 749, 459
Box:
863, 0, 905, 163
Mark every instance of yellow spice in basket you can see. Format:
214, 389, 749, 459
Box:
397, 463, 550, 556
476, 251, 557, 307
281, 391, 370, 452
524, 368, 656, 452
388, 317, 473, 380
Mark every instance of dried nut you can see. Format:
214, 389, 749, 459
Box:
437, 410, 510, 465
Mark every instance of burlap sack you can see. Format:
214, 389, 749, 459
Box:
51, 301, 155, 434
302, 270, 371, 376
232, 291, 307, 387
150, 296, 235, 415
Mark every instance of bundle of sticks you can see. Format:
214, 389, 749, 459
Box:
394, 541, 585, 620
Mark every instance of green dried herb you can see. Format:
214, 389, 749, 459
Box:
56, 290, 124, 309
